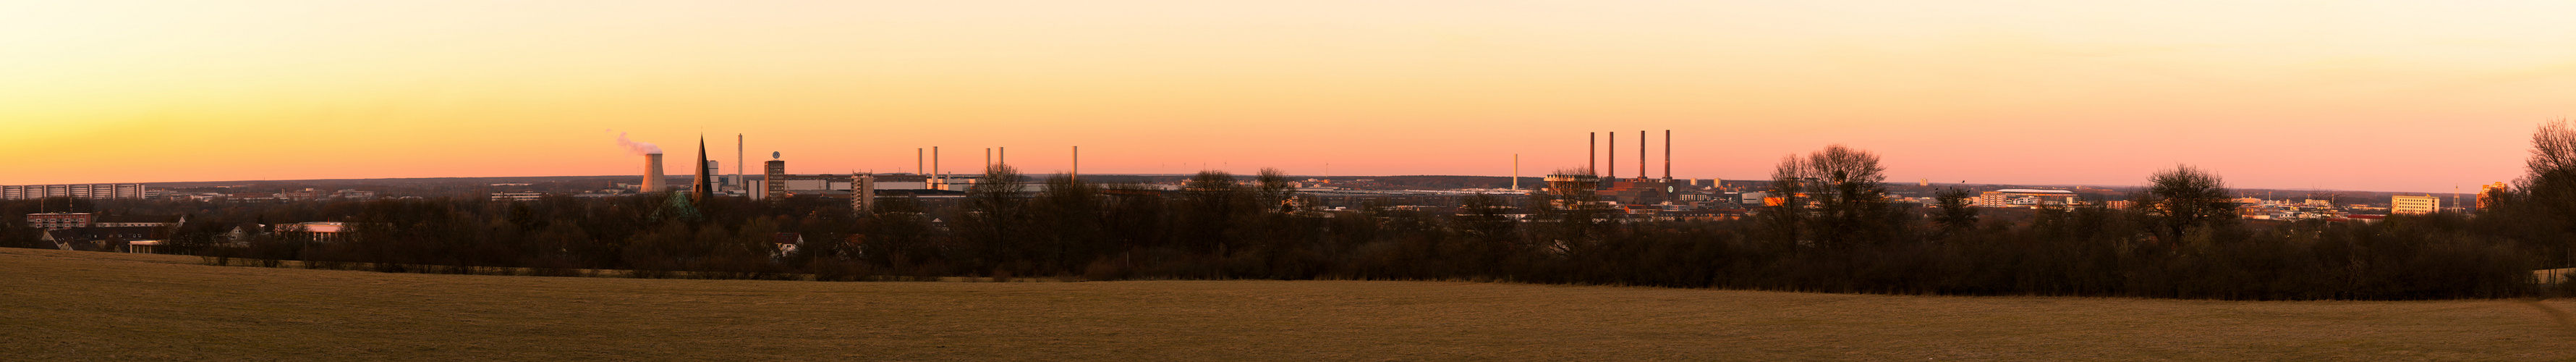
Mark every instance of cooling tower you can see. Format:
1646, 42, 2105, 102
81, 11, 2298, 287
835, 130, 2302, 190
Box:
644, 153, 665, 193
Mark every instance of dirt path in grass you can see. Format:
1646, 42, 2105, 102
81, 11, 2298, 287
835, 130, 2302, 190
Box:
2523, 299, 2576, 336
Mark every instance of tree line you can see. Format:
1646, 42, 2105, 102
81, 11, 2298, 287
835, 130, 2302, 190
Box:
12, 123, 2576, 300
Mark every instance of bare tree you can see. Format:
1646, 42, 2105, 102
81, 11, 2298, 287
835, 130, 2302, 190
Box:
1767, 145, 1906, 249
2130, 164, 2235, 245
1177, 171, 1249, 257
1027, 174, 1105, 273
2496, 119, 2576, 266
958, 164, 1028, 269
1530, 169, 1610, 254
1255, 168, 1297, 213
2528, 119, 2576, 175
2512, 119, 2576, 217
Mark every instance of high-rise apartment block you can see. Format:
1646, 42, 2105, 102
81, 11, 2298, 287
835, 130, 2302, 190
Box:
765, 159, 788, 199
2477, 182, 2507, 210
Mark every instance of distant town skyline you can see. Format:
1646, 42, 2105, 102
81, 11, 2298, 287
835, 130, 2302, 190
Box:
7, 1, 2571, 193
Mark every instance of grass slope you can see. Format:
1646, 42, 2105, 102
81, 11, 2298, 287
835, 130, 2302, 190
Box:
4, 248, 2572, 361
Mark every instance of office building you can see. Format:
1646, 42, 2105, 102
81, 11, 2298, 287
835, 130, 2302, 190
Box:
2392, 195, 2440, 215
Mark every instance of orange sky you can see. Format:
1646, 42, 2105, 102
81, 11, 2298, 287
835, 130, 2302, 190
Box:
5, 1, 2572, 193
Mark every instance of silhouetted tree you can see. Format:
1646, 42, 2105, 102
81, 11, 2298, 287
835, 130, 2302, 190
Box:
2485, 119, 2576, 267
1933, 188, 1979, 234
1453, 193, 1520, 275
1176, 171, 1250, 258
859, 195, 939, 274
1028, 174, 1107, 273
957, 164, 1029, 269
1530, 169, 1610, 255
2131, 165, 2237, 245
1767, 145, 1908, 249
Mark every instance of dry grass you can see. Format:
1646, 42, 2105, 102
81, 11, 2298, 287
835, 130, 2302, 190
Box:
4, 248, 2572, 361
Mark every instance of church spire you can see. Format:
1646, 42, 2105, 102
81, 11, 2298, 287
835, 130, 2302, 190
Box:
692, 135, 713, 201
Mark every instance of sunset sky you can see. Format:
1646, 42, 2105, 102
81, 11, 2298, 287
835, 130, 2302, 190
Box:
5, 1, 2572, 193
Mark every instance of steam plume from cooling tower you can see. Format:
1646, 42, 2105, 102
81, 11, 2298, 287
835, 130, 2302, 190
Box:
609, 130, 663, 155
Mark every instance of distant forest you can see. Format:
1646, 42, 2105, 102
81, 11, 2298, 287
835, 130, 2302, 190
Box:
9, 124, 2575, 300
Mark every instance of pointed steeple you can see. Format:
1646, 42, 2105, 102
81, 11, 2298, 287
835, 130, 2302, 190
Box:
693, 136, 713, 201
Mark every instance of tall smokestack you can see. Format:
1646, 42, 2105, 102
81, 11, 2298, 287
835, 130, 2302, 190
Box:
917, 148, 924, 175
643, 153, 664, 193
1638, 130, 1646, 180
1663, 130, 1672, 181
932, 146, 941, 190
1609, 132, 1617, 181
1589, 132, 1597, 176
735, 134, 744, 192
1072, 146, 1080, 183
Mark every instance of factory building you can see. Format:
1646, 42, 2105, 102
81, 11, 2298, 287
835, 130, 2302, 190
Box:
22, 213, 184, 231
25, 214, 95, 231
1541, 174, 1602, 196
3, 184, 148, 200
1975, 189, 2080, 209
41, 227, 165, 252
749, 156, 981, 201
1599, 178, 1681, 205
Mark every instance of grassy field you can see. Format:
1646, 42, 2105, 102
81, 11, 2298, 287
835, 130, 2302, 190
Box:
4, 248, 2572, 361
